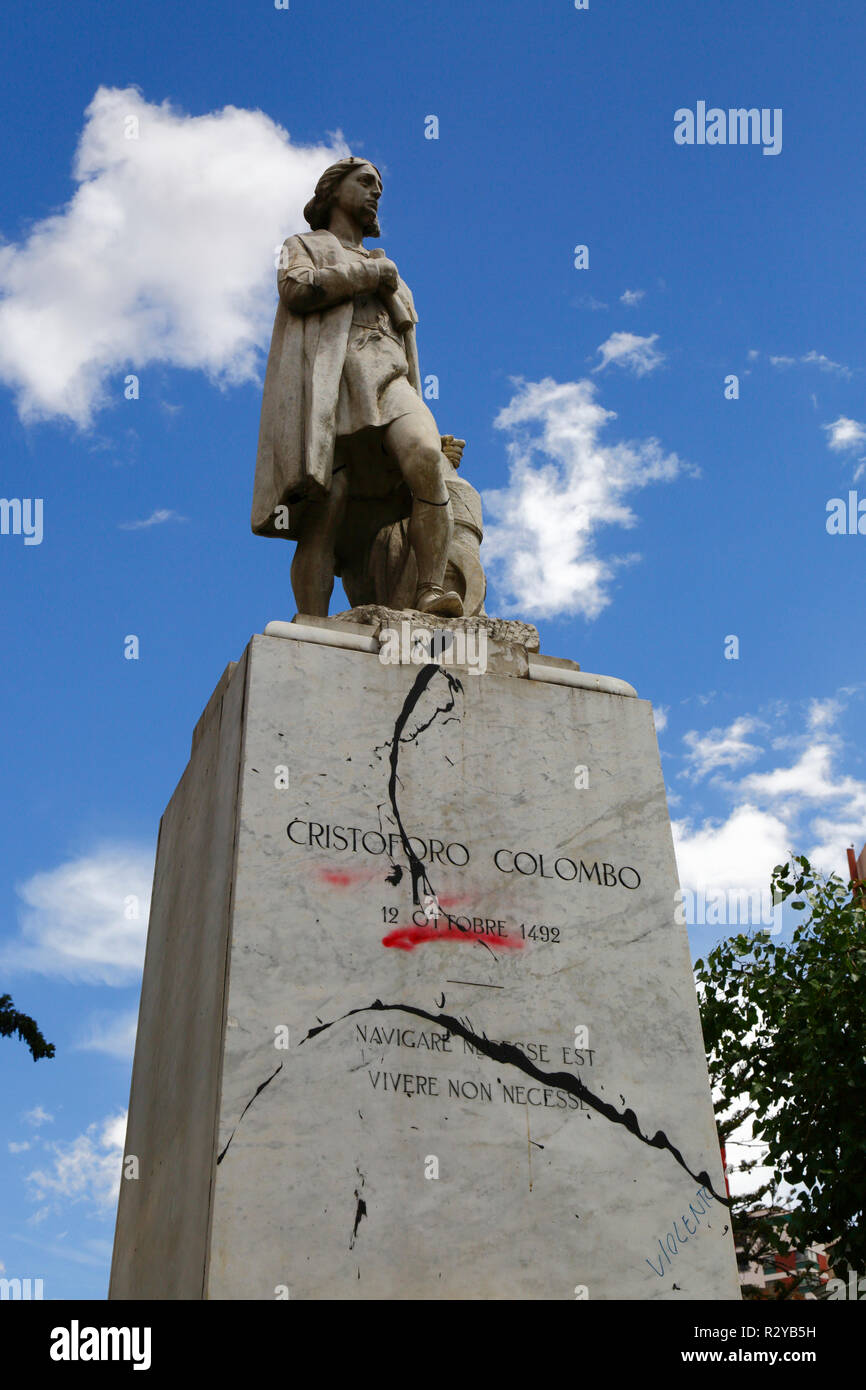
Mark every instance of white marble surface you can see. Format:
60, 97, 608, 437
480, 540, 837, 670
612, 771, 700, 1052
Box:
202, 634, 738, 1300
110, 655, 248, 1299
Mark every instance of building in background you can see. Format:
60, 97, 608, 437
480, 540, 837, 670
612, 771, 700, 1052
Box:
736, 1206, 835, 1299
847, 843, 866, 902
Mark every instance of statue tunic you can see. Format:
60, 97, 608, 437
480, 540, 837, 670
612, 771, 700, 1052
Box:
333, 243, 434, 439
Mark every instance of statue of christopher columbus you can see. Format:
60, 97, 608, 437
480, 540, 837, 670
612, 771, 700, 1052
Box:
252, 156, 484, 619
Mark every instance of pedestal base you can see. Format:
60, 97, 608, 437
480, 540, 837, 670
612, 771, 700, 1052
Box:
110, 626, 739, 1300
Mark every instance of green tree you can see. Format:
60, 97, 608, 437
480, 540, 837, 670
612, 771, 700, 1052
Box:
0, 992, 55, 1061
695, 855, 866, 1283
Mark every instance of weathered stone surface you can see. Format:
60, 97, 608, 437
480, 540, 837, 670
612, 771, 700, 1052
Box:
328, 604, 540, 651
316, 605, 540, 679
111, 632, 739, 1301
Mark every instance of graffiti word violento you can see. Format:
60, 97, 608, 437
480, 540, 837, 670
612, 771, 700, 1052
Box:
645, 1186, 716, 1276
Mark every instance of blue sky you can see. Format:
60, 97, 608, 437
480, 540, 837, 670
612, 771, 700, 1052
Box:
1, 0, 864, 1298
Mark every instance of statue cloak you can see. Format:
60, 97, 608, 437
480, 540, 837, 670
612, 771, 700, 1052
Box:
251, 229, 421, 541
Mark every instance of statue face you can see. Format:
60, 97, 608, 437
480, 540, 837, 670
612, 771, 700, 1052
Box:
330, 163, 382, 236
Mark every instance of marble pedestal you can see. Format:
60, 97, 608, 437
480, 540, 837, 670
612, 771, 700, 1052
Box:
110, 621, 739, 1301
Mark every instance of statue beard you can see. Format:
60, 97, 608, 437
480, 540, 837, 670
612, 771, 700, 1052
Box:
362, 211, 381, 238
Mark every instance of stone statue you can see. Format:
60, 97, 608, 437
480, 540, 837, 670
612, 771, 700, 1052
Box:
360, 435, 486, 615
251, 156, 486, 619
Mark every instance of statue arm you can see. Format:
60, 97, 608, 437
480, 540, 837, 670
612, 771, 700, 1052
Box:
397, 278, 419, 321
277, 237, 379, 313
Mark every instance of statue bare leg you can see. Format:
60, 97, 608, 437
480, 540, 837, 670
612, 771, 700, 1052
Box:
382, 413, 463, 617
290, 467, 349, 617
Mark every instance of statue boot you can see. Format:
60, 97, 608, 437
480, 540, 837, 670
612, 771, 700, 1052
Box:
415, 583, 464, 618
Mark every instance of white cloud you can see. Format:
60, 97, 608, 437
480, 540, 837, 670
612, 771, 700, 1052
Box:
1, 844, 153, 985
26, 1113, 126, 1217
593, 331, 664, 376
8, 1141, 32, 1153
673, 804, 790, 898
824, 416, 866, 453
808, 816, 866, 880
619, 288, 645, 307
76, 1009, 139, 1060
0, 86, 348, 425
653, 705, 669, 734
734, 741, 866, 879
807, 698, 842, 731
482, 377, 687, 618
739, 742, 864, 807
673, 694, 866, 894
118, 508, 187, 530
768, 351, 851, 378
24, 1105, 54, 1129
801, 350, 851, 378
681, 717, 764, 780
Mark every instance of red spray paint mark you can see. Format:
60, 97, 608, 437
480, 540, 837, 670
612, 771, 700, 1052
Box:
382, 924, 524, 953
317, 867, 381, 888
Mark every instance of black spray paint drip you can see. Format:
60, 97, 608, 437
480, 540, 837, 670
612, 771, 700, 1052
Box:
217, 1061, 283, 1165
300, 1001, 729, 1206
377, 664, 496, 959
349, 1167, 367, 1250
383, 663, 463, 906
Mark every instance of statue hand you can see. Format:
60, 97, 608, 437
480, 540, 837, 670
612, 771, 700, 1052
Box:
440, 435, 466, 468
374, 258, 399, 292
375, 261, 397, 293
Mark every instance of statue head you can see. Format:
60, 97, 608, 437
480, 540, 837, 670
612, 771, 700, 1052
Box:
304, 157, 383, 237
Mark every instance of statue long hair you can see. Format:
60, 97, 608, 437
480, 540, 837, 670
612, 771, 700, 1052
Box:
303, 157, 382, 231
